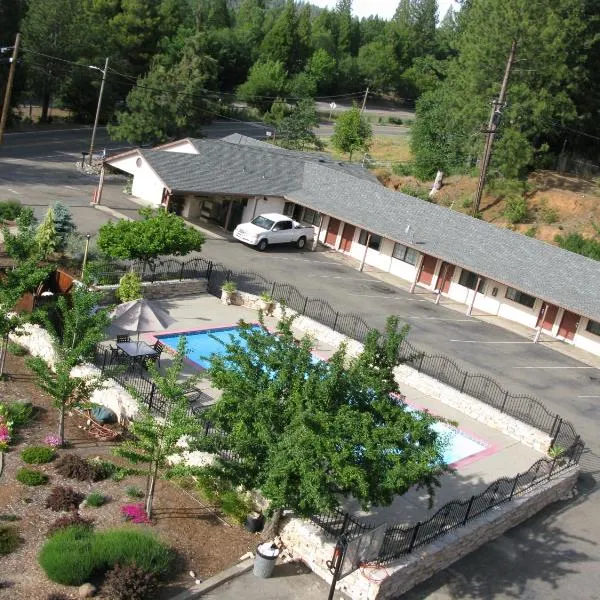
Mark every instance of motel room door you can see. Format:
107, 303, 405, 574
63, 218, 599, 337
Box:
339, 224, 356, 252
435, 262, 455, 293
536, 302, 559, 332
557, 310, 580, 340
325, 218, 341, 247
418, 255, 438, 286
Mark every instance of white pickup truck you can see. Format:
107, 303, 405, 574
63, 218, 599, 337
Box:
233, 213, 314, 251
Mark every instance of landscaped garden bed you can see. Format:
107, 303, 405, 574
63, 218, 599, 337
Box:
0, 353, 257, 600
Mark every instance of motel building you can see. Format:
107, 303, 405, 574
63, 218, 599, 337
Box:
101, 134, 600, 359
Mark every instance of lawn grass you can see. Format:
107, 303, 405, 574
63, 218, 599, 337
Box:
318, 134, 412, 164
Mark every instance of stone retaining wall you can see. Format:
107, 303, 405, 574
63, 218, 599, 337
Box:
96, 278, 208, 304
280, 467, 579, 600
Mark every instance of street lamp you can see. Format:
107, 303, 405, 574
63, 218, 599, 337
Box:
88, 58, 109, 166
82, 233, 92, 274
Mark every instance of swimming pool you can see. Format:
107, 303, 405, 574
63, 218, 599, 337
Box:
156, 325, 491, 466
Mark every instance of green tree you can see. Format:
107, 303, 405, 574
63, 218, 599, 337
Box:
35, 208, 58, 258
358, 40, 399, 91
196, 0, 231, 29
114, 339, 201, 518
196, 314, 448, 534
97, 208, 205, 267
258, 0, 299, 72
0, 209, 52, 377
52, 202, 76, 252
234, 0, 266, 60
109, 43, 218, 144
21, 0, 88, 121
26, 287, 110, 445
411, 0, 589, 180
276, 99, 323, 151
331, 105, 373, 160
555, 233, 600, 261
236, 60, 289, 113
305, 49, 337, 94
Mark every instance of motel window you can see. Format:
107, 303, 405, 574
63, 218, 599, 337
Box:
358, 229, 382, 251
302, 207, 320, 226
283, 202, 295, 217
586, 320, 600, 337
505, 287, 536, 309
392, 243, 419, 265
458, 269, 486, 293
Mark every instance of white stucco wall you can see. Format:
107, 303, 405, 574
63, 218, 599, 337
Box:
131, 161, 165, 206
572, 318, 600, 354
242, 196, 286, 222
107, 153, 140, 175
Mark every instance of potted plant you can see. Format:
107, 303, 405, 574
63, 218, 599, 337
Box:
221, 281, 237, 305
259, 291, 275, 315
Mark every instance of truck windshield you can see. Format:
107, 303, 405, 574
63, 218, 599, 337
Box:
251, 216, 275, 230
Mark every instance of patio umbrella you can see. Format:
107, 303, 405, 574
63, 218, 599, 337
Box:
109, 298, 176, 339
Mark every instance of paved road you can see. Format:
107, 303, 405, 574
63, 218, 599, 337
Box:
1, 127, 599, 600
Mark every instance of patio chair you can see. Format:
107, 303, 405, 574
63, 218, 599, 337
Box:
151, 340, 165, 366
109, 345, 123, 364
116, 334, 131, 343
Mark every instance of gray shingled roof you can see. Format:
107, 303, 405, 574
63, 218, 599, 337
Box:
287, 162, 600, 323
114, 138, 600, 324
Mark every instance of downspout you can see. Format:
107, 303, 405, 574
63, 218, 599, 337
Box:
466, 276, 483, 316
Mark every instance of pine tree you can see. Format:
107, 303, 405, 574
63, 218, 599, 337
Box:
52, 202, 76, 251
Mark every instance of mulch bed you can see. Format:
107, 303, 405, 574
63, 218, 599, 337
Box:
0, 353, 258, 600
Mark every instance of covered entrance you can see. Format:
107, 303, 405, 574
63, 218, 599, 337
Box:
536, 302, 558, 331
418, 255, 438, 286
557, 310, 580, 340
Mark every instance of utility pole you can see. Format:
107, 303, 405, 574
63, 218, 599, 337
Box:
472, 39, 517, 216
360, 87, 369, 113
0, 33, 21, 145
88, 57, 109, 165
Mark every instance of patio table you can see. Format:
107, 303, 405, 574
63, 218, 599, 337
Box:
117, 341, 158, 359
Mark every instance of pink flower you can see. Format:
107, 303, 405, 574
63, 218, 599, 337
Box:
43, 434, 62, 448
121, 503, 150, 524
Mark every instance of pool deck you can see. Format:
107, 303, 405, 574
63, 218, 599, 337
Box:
112, 294, 544, 526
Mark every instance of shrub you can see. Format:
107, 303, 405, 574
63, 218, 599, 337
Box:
102, 562, 158, 600
0, 401, 34, 426
125, 486, 144, 499
388, 116, 403, 125
525, 226, 537, 238
0, 200, 22, 221
219, 490, 253, 525
47, 512, 95, 537
503, 196, 529, 224
0, 514, 19, 522
399, 184, 430, 202
45, 486, 85, 512
538, 198, 559, 224
121, 503, 149, 524
21, 446, 56, 464
7, 342, 27, 356
391, 162, 414, 176
39, 526, 174, 585
54, 453, 109, 481
116, 271, 143, 303
0, 525, 20, 556
85, 491, 107, 508
16, 467, 48, 486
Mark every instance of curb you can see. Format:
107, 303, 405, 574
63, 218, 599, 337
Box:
92, 203, 134, 222
167, 558, 254, 600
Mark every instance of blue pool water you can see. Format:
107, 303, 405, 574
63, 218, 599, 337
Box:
157, 325, 261, 370
158, 326, 489, 465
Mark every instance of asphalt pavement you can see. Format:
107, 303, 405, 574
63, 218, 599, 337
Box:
1, 126, 599, 600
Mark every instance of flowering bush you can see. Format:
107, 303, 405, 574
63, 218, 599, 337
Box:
43, 434, 62, 449
0, 421, 12, 451
120, 503, 149, 524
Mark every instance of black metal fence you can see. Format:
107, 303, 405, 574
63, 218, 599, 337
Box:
88, 257, 213, 286
312, 439, 583, 564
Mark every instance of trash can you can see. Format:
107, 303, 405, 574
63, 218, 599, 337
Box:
253, 542, 280, 579
245, 512, 265, 533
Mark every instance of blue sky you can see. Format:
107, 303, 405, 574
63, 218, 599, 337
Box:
307, 0, 458, 21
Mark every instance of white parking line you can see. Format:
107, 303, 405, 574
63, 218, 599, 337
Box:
7, 188, 20, 195
409, 317, 479, 322
577, 395, 600, 398
513, 366, 597, 369
450, 339, 532, 344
